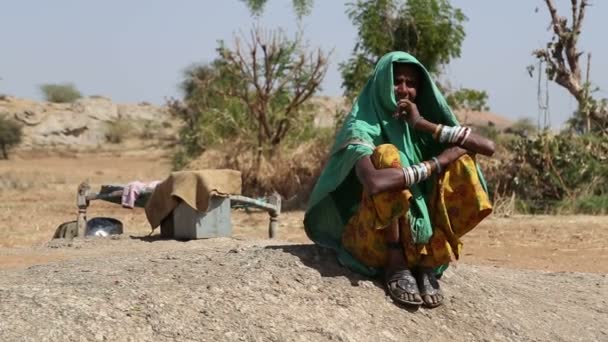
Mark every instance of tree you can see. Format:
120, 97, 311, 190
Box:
446, 88, 489, 112
171, 27, 329, 167
340, 0, 467, 99
240, 1, 471, 101
445, 88, 490, 126
218, 28, 328, 161
532, 0, 607, 135
0, 114, 23, 159
169, 61, 254, 167
240, 0, 314, 18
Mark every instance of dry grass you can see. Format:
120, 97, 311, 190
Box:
1, 149, 607, 274
186, 139, 330, 210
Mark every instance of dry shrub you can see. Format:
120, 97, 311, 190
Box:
476, 141, 521, 216
0, 114, 23, 159
0, 172, 39, 191
105, 120, 131, 144
185, 138, 331, 211
476, 143, 516, 195
478, 132, 608, 214
39, 83, 82, 103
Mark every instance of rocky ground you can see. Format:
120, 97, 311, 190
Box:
1, 237, 606, 342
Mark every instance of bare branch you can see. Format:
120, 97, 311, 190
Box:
571, 0, 579, 32
575, 0, 588, 35
220, 26, 329, 153
535, 0, 606, 134
544, 0, 564, 36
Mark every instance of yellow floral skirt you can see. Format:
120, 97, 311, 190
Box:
342, 144, 492, 269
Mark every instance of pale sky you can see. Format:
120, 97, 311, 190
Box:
1, 0, 607, 128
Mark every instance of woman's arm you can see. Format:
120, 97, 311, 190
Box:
355, 146, 467, 195
416, 118, 495, 157
397, 99, 496, 157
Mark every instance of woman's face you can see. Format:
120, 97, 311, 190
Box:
393, 63, 421, 102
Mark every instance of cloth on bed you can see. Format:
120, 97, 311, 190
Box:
121, 181, 161, 209
144, 170, 242, 228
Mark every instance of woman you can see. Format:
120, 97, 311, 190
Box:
304, 51, 494, 308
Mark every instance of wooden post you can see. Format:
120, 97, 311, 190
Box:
76, 182, 91, 238
268, 193, 281, 239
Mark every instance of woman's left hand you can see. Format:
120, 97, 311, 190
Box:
394, 98, 421, 123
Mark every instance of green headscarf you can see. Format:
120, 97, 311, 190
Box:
304, 51, 467, 276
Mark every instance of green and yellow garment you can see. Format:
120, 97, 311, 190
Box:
304, 51, 492, 276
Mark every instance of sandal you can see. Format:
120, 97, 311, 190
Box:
415, 267, 444, 308
385, 268, 423, 306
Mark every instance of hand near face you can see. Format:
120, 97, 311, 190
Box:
393, 63, 421, 123
394, 98, 421, 123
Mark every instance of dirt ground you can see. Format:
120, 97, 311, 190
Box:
1, 237, 606, 342
1, 150, 607, 342
1, 150, 607, 273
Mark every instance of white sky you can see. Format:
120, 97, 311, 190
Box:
1, 0, 606, 128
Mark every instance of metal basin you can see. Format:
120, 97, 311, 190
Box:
86, 217, 124, 237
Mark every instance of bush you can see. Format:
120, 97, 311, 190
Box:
557, 195, 608, 215
137, 120, 163, 140
0, 114, 23, 159
182, 133, 333, 210
481, 132, 608, 214
105, 120, 131, 144
40, 83, 82, 103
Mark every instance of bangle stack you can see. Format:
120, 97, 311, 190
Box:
402, 161, 432, 187
433, 124, 471, 145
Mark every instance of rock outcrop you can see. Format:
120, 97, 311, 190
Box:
0, 96, 169, 148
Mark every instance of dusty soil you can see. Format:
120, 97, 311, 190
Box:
1, 152, 606, 273
1, 151, 607, 341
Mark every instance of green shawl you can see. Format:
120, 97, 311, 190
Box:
304, 51, 468, 276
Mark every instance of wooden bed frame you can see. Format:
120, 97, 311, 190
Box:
76, 181, 282, 239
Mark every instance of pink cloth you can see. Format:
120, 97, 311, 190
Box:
121, 181, 161, 208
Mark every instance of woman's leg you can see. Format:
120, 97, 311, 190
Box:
342, 144, 422, 305
417, 154, 493, 268
384, 217, 423, 305
415, 154, 493, 307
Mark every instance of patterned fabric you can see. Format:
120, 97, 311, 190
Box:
342, 144, 492, 269
303, 51, 490, 277
305, 52, 466, 255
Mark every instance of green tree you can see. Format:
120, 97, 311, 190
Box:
241, 0, 469, 101
0, 114, 23, 159
446, 88, 489, 112
340, 0, 467, 99
39, 83, 82, 103
171, 27, 329, 167
169, 60, 254, 167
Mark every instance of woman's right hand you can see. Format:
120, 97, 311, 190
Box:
394, 98, 421, 123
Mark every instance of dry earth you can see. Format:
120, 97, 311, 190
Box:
1, 150, 607, 341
